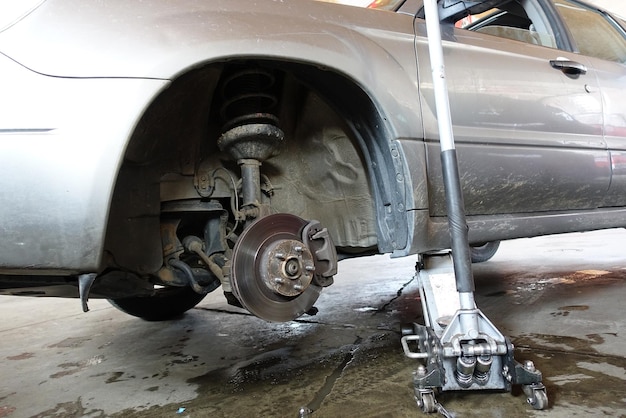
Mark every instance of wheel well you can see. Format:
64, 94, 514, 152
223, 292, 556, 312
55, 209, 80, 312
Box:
102, 60, 408, 274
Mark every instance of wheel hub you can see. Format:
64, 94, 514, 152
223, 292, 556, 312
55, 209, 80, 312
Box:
260, 238, 315, 297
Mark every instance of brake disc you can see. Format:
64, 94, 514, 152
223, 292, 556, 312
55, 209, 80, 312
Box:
230, 213, 322, 322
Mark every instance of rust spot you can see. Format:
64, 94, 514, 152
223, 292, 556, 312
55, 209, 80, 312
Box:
7, 352, 34, 361
106, 372, 126, 383
0, 406, 16, 417
558, 305, 589, 312
576, 270, 610, 276
48, 337, 91, 349
50, 369, 81, 379
50, 356, 105, 379
50, 361, 85, 378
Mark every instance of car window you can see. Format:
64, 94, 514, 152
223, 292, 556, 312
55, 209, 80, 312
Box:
319, 0, 404, 10
366, 0, 406, 10
553, 0, 626, 64
457, 0, 557, 48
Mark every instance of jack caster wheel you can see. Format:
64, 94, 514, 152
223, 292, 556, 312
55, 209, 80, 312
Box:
416, 390, 437, 414
524, 383, 548, 410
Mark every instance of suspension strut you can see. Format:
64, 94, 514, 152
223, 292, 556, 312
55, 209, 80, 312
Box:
216, 67, 285, 221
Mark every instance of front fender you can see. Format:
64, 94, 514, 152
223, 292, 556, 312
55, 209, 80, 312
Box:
0, 54, 168, 272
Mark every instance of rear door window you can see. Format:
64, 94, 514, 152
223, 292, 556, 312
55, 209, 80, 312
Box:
553, 0, 626, 63
458, 1, 557, 48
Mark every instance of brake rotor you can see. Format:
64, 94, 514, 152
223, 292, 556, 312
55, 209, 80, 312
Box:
230, 213, 322, 322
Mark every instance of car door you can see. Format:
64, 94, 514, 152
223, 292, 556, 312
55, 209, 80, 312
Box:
551, 0, 626, 207
414, 0, 611, 217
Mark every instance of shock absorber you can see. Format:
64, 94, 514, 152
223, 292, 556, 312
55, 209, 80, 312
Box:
216, 67, 285, 221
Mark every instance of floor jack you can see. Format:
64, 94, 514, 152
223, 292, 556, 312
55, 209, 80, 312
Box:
400, 253, 548, 414
402, 0, 548, 414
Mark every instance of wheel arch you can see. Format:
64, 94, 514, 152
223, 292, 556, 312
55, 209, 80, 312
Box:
284, 61, 412, 253
103, 55, 417, 274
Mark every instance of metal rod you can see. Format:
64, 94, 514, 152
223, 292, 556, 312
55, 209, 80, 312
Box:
422, 0, 475, 296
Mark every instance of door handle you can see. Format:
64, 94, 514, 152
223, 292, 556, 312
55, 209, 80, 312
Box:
550, 59, 587, 76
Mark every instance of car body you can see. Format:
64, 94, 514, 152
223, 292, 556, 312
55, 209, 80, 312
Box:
1, 0, 625, 321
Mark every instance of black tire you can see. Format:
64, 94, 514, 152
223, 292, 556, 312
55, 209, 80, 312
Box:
470, 241, 500, 263
108, 287, 207, 321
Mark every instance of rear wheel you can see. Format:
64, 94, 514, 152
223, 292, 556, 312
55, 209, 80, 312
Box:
108, 287, 207, 321
470, 241, 500, 263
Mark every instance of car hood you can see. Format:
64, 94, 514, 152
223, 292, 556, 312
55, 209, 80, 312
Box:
0, 0, 398, 79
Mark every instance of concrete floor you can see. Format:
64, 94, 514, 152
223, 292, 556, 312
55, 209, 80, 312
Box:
1, 229, 625, 417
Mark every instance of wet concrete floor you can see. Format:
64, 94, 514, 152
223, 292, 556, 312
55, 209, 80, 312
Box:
1, 229, 625, 417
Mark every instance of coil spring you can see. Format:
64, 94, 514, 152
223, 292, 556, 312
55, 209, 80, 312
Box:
219, 68, 280, 132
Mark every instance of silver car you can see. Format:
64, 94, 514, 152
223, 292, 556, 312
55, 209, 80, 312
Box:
1, 0, 625, 321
